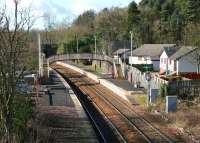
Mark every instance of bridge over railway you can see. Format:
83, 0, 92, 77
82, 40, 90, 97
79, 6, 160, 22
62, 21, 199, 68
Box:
48, 53, 114, 64
47, 53, 122, 78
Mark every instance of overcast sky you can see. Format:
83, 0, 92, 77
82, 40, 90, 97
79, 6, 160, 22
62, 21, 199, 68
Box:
2, 0, 141, 29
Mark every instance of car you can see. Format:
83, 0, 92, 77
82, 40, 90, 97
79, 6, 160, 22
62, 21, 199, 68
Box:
16, 80, 31, 94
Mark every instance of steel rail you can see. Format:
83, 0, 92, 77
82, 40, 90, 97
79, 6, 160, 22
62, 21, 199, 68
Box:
52, 64, 174, 143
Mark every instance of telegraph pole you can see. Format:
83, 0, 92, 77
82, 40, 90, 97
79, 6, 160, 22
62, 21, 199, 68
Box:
130, 31, 133, 68
76, 35, 79, 63
130, 31, 133, 57
38, 33, 43, 77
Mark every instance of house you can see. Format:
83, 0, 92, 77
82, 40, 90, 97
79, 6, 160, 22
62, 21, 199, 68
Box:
168, 46, 198, 74
112, 48, 130, 58
160, 47, 179, 74
128, 44, 176, 71
112, 49, 130, 62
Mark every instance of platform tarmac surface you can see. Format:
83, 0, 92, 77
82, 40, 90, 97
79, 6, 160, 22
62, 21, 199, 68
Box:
35, 70, 99, 143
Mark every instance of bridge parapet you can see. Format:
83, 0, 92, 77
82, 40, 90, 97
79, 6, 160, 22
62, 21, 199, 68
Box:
48, 53, 114, 64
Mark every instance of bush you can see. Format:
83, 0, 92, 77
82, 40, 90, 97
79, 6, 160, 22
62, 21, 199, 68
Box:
13, 94, 35, 142
159, 84, 168, 97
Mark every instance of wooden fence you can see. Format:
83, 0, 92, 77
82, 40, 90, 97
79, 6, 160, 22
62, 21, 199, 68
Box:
168, 80, 200, 99
127, 66, 200, 98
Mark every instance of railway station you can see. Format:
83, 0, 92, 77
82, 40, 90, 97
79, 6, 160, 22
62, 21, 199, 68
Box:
1, 0, 200, 143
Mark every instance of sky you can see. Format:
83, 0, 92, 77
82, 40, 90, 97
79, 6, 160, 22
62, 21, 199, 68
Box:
2, 0, 141, 29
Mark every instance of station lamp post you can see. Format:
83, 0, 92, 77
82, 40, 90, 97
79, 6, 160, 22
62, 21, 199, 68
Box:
145, 71, 152, 106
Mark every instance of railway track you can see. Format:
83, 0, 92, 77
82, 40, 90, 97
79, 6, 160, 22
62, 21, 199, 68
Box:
52, 64, 174, 143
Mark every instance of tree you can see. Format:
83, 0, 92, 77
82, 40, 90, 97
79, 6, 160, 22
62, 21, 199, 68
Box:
57, 43, 65, 54
186, 0, 200, 23
127, 1, 140, 31
73, 10, 95, 33
127, 1, 141, 46
139, 6, 155, 44
0, 0, 33, 142
189, 24, 200, 73
94, 7, 128, 54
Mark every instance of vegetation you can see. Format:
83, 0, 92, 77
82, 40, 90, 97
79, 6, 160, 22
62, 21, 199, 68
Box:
132, 93, 147, 107
12, 95, 35, 143
0, 0, 200, 141
41, 0, 200, 58
0, 1, 35, 142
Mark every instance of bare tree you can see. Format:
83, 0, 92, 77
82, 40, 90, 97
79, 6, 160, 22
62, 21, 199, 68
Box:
0, 0, 34, 142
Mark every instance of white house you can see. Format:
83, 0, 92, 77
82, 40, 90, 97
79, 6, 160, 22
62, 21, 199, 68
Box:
168, 46, 198, 74
128, 44, 176, 71
160, 47, 179, 74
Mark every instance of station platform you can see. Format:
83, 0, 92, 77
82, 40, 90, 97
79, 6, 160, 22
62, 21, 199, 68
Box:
36, 70, 99, 143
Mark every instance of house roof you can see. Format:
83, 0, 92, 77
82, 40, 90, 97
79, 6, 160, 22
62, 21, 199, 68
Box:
163, 47, 179, 57
112, 48, 130, 55
169, 46, 197, 60
128, 44, 176, 59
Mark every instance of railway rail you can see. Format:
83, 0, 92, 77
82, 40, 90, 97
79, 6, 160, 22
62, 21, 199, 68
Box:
51, 64, 174, 143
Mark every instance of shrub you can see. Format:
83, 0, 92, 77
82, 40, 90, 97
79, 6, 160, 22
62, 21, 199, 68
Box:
13, 94, 35, 142
159, 84, 168, 97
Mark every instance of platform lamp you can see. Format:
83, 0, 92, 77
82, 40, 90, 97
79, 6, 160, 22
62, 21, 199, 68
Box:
145, 71, 152, 106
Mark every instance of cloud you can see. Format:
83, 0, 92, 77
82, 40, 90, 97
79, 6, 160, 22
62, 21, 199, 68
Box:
67, 0, 97, 16
1, 0, 141, 29
67, 0, 141, 16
